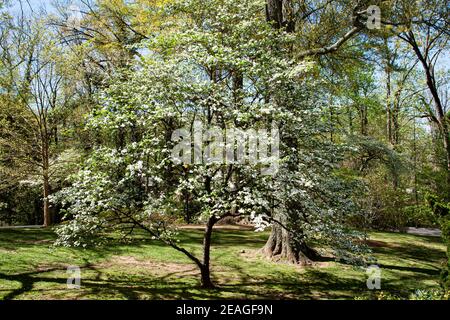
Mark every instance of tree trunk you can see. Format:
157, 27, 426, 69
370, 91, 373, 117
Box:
392, 93, 400, 146
43, 168, 51, 227
266, 0, 295, 32
391, 92, 401, 189
200, 216, 216, 288
347, 105, 353, 135
383, 37, 394, 146
233, 71, 244, 107
200, 265, 214, 289
359, 104, 368, 136
262, 217, 318, 264
42, 137, 51, 227
386, 64, 393, 145
266, 0, 283, 29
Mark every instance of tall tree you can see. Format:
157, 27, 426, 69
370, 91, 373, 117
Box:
262, 0, 371, 263
385, 0, 450, 191
0, 14, 75, 226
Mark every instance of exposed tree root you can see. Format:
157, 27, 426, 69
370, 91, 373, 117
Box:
262, 223, 320, 265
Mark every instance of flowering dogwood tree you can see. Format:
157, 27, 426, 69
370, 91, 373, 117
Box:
54, 0, 367, 288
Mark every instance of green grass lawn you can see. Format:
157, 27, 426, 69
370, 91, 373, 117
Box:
0, 227, 446, 300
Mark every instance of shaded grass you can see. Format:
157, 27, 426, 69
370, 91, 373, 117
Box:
0, 228, 446, 300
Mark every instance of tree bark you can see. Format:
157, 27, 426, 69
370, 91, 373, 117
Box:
266, 0, 284, 29
262, 216, 319, 264
347, 105, 354, 135
43, 173, 51, 227
386, 63, 393, 145
42, 133, 51, 227
266, 0, 295, 32
392, 92, 400, 146
359, 104, 368, 136
200, 216, 217, 288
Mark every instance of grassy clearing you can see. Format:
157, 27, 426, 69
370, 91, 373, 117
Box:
0, 227, 446, 300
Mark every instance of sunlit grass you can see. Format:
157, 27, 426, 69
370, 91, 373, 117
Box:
0, 227, 446, 300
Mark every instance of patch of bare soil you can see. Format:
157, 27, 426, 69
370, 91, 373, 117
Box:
0, 225, 44, 229
364, 240, 395, 248
308, 261, 332, 268
16, 239, 53, 245
405, 227, 441, 237
0, 248, 16, 254
98, 256, 200, 276
35, 264, 68, 273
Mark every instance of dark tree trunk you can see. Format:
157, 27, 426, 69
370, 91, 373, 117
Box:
386, 64, 393, 145
266, 0, 295, 32
262, 216, 319, 264
200, 216, 216, 288
233, 71, 244, 106
392, 95, 400, 146
153, 215, 217, 289
42, 137, 51, 227
266, 0, 284, 28
200, 265, 214, 289
391, 92, 401, 189
383, 37, 395, 146
347, 105, 354, 135
359, 104, 368, 136
43, 177, 51, 227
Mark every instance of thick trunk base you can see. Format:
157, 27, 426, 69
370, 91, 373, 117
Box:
200, 267, 215, 289
262, 224, 319, 265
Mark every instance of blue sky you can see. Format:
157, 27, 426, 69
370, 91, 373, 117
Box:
10, 0, 50, 13
6, 0, 449, 81
9, 0, 83, 15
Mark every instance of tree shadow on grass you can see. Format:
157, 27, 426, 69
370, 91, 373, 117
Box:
371, 242, 446, 266
214, 266, 367, 300
0, 256, 441, 300
0, 265, 233, 300
0, 254, 362, 300
0, 228, 445, 300
0, 268, 70, 300
0, 229, 56, 251
378, 264, 441, 276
